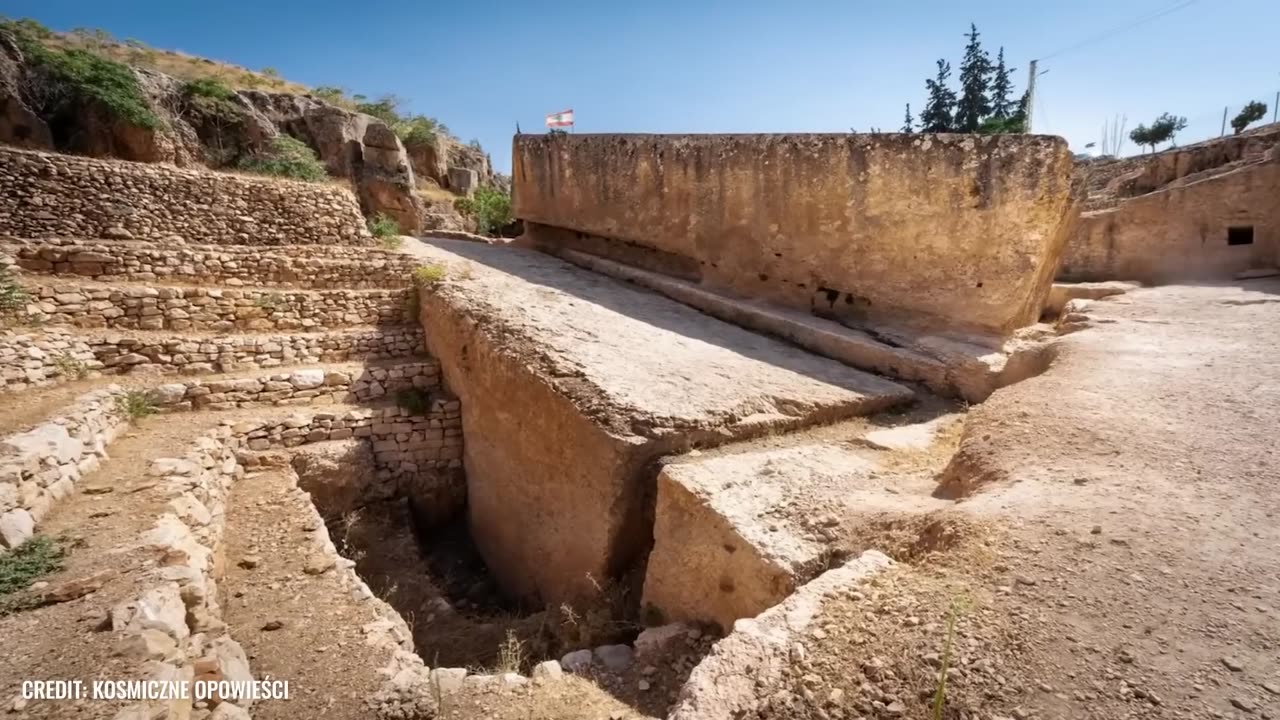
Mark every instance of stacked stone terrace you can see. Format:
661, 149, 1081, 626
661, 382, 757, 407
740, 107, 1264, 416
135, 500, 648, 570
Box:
0, 147, 471, 717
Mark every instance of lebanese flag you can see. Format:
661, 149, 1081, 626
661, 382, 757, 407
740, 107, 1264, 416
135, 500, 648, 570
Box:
545, 109, 574, 128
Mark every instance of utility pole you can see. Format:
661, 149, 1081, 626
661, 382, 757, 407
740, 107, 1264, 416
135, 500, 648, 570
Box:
1274, 91, 1278, 123
1221, 106, 1228, 137
1025, 59, 1038, 133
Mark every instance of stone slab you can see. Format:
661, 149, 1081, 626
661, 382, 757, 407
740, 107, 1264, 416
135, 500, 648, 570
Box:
405, 238, 913, 606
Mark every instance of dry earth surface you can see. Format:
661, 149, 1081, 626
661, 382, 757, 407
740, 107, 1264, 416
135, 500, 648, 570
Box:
752, 280, 1280, 720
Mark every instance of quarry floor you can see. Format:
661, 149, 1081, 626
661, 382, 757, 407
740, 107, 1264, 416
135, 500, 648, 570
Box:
408, 278, 1280, 720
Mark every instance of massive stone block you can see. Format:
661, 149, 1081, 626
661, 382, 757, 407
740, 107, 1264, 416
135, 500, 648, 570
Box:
512, 133, 1076, 337
412, 239, 912, 607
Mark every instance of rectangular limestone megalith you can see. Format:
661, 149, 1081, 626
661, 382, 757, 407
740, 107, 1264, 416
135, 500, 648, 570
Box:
410, 239, 912, 608
512, 133, 1077, 337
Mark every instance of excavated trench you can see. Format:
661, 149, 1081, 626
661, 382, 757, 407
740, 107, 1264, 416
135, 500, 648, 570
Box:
288, 445, 632, 672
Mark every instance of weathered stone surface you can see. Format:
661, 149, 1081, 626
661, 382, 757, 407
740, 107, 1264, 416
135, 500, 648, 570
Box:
447, 167, 478, 197
560, 649, 593, 673
0, 508, 34, 548
413, 238, 910, 606
669, 551, 893, 720
1044, 281, 1138, 316
514, 133, 1077, 336
531, 660, 563, 680
644, 444, 941, 632
0, 423, 81, 465
1061, 158, 1280, 283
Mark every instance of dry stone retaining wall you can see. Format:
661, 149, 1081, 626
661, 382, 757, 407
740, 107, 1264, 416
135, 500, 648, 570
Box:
0, 386, 128, 549
0, 329, 101, 394
146, 362, 442, 411
88, 327, 424, 375
0, 146, 372, 245
0, 327, 425, 394
4, 237, 419, 289
25, 283, 408, 331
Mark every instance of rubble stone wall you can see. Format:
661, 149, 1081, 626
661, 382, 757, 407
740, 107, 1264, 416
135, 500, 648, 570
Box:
4, 237, 419, 289
0, 387, 129, 548
0, 146, 371, 245
1, 327, 425, 394
146, 362, 442, 411
25, 282, 408, 331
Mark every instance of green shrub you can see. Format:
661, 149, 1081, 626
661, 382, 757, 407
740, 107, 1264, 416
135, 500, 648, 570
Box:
368, 213, 401, 239
115, 390, 157, 420
454, 187, 512, 236
238, 135, 327, 182
0, 536, 66, 614
0, 265, 29, 314
181, 78, 240, 119
412, 264, 447, 286
1, 22, 160, 129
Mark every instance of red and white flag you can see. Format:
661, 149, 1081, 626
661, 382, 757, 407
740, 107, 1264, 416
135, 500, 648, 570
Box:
545, 109, 574, 128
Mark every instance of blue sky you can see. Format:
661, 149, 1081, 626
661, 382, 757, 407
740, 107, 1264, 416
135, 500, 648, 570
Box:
6, 0, 1278, 172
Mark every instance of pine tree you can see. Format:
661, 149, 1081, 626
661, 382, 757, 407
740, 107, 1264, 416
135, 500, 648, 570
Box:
902, 104, 915, 133
954, 23, 993, 132
989, 47, 1015, 119
920, 60, 957, 133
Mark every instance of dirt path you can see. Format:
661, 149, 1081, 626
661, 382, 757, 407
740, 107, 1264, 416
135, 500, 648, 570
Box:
0, 407, 276, 718
952, 280, 1280, 719
766, 280, 1280, 720
218, 465, 392, 719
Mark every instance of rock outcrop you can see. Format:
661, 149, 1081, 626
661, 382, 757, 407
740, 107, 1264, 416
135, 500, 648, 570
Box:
0, 30, 424, 233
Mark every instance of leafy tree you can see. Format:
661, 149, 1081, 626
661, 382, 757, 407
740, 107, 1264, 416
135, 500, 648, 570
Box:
1129, 113, 1188, 153
260, 67, 280, 79
1231, 101, 1268, 135
989, 47, 1015, 119
901, 103, 914, 133
954, 24, 992, 132
919, 59, 957, 133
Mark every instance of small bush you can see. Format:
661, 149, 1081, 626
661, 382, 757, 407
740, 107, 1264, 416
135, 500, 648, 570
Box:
495, 630, 526, 674
454, 187, 512, 236
181, 77, 240, 120
0, 536, 65, 614
238, 135, 327, 182
368, 213, 401, 240
0, 265, 29, 314
54, 353, 89, 380
115, 390, 157, 420
412, 264, 447, 286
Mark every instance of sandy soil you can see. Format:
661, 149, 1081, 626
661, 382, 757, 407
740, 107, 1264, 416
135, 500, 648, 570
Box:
762, 280, 1280, 720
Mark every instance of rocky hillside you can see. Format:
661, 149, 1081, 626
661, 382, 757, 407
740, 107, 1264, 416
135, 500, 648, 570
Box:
0, 18, 499, 234
1077, 121, 1280, 210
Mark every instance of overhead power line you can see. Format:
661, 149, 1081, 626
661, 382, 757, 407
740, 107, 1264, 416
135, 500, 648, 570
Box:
1038, 0, 1200, 62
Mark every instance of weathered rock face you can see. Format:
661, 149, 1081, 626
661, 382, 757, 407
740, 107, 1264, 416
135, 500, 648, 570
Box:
0, 34, 422, 233
514, 133, 1077, 338
1061, 154, 1280, 283
406, 135, 449, 186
